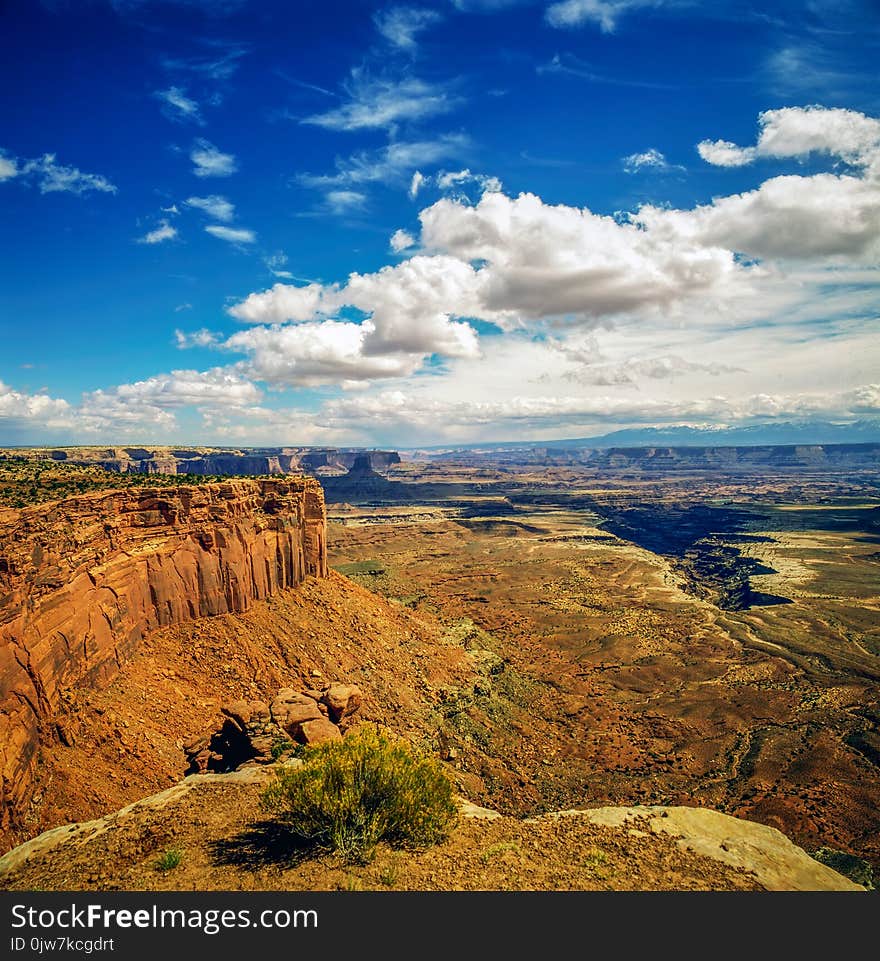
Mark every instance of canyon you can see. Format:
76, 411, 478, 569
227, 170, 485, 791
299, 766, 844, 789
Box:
0, 447, 876, 890
0, 477, 326, 847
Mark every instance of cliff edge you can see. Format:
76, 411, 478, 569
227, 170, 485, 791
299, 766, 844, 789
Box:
0, 478, 327, 843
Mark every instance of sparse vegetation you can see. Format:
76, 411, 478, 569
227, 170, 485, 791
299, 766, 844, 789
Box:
0, 455, 241, 509
810, 847, 874, 889
270, 736, 295, 761
154, 847, 184, 872
260, 726, 458, 864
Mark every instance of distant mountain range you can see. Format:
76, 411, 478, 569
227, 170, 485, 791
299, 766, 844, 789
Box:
410, 420, 880, 453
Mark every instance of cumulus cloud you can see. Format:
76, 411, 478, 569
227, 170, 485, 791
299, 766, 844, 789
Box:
223, 320, 431, 387
229, 283, 327, 325
205, 224, 256, 244
390, 228, 416, 252
92, 368, 262, 410
175, 328, 221, 348
155, 86, 203, 124
374, 6, 442, 50
185, 194, 235, 221
638, 171, 880, 262
302, 71, 459, 131
137, 220, 178, 244
698, 106, 880, 170
0, 381, 75, 430
190, 139, 238, 178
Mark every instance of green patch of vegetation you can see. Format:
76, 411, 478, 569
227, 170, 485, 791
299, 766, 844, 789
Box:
154, 847, 184, 872
480, 840, 521, 864
333, 559, 387, 577
0, 455, 246, 509
261, 726, 458, 865
810, 847, 874, 889
270, 736, 295, 761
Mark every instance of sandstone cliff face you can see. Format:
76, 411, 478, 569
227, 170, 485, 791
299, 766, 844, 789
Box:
0, 478, 327, 839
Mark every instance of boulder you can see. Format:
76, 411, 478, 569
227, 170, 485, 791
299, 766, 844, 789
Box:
270, 689, 323, 734
295, 718, 342, 745
321, 684, 363, 724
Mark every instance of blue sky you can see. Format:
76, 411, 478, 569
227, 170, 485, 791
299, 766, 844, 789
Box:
1, 0, 878, 446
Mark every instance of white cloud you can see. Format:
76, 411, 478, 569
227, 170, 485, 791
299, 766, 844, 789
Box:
316, 381, 880, 442
175, 303, 192, 312
638, 171, 880, 262
374, 6, 442, 50
696, 139, 755, 167
94, 368, 262, 410
409, 169, 426, 198
436, 168, 503, 193
265, 251, 294, 279
155, 86, 203, 124
0, 150, 117, 195
0, 152, 17, 181
229, 283, 326, 324
175, 328, 220, 348
390, 228, 416, 252
325, 189, 367, 214
223, 320, 429, 387
302, 71, 459, 131
623, 147, 675, 172
698, 106, 880, 170
418, 190, 743, 321
0, 381, 75, 430
138, 220, 178, 244
190, 139, 238, 178
299, 135, 468, 189
185, 194, 235, 221
205, 224, 256, 244
545, 0, 659, 32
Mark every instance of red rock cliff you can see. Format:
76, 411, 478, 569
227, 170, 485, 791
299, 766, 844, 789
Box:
0, 478, 327, 840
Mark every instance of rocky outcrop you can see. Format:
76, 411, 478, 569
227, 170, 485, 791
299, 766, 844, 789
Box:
0, 478, 327, 841
12, 446, 401, 477
184, 682, 363, 772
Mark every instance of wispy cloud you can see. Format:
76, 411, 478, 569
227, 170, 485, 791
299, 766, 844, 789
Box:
374, 6, 443, 51
265, 251, 295, 279
546, 0, 669, 33
299, 135, 469, 189
137, 220, 178, 244
325, 189, 368, 214
185, 194, 235, 221
155, 86, 204, 124
160, 40, 250, 81
190, 139, 238, 178
302, 71, 459, 132
205, 224, 255, 244
0, 149, 117, 195
622, 147, 682, 172
538, 52, 680, 89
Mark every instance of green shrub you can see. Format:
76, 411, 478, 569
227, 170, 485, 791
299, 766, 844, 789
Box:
260, 726, 458, 864
154, 848, 183, 872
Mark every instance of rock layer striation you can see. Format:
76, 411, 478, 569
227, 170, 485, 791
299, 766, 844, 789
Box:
0, 478, 327, 841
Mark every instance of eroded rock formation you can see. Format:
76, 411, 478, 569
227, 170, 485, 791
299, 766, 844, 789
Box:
0, 478, 327, 839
